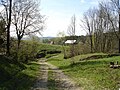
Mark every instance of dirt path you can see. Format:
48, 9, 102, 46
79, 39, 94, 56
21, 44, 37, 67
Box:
32, 59, 82, 90
47, 62, 82, 90
31, 60, 48, 90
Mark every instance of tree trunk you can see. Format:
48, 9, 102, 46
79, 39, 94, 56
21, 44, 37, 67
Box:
6, 0, 12, 55
118, 0, 120, 53
17, 39, 21, 49
90, 35, 93, 53
62, 44, 66, 59
17, 39, 21, 61
6, 25, 10, 55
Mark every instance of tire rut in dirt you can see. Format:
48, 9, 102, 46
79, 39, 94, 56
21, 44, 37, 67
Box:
32, 63, 48, 90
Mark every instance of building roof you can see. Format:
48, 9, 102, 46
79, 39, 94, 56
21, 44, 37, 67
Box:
65, 40, 76, 44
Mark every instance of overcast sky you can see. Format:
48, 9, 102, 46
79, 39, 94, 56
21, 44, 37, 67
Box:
40, 0, 101, 37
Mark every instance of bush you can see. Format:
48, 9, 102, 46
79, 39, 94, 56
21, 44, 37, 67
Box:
10, 37, 40, 63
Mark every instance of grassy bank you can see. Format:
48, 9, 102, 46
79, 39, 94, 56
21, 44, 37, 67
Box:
38, 44, 63, 52
47, 53, 120, 90
0, 55, 40, 90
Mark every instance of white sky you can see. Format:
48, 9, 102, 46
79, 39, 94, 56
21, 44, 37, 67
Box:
0, 0, 103, 37
40, 0, 101, 37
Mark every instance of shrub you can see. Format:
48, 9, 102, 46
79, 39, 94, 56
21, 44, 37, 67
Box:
10, 37, 40, 63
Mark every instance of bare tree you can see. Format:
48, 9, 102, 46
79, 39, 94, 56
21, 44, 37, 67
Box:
110, 0, 120, 53
67, 15, 76, 36
0, 19, 6, 47
98, 2, 117, 52
67, 15, 76, 64
82, 9, 95, 53
12, 0, 44, 49
0, 0, 12, 55
80, 1, 120, 53
57, 31, 66, 58
99, 0, 120, 53
81, 6, 111, 53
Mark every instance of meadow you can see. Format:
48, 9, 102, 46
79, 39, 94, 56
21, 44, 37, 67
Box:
47, 53, 120, 90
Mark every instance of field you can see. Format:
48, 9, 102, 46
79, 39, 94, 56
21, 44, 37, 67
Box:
47, 53, 120, 90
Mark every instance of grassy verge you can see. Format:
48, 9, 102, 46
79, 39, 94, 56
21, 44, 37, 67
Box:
47, 53, 120, 90
0, 55, 40, 90
48, 70, 57, 90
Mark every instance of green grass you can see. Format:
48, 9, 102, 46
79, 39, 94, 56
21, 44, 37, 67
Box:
13, 62, 40, 90
48, 70, 57, 90
0, 55, 40, 90
47, 53, 120, 90
38, 43, 63, 52
47, 53, 106, 68
37, 44, 65, 58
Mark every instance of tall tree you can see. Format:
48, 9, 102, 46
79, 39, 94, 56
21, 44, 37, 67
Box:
110, 0, 120, 53
99, 2, 118, 52
57, 31, 66, 58
82, 9, 95, 53
67, 15, 76, 64
12, 0, 44, 49
0, 19, 6, 45
81, 2, 119, 53
67, 15, 76, 36
80, 1, 120, 53
1, 0, 12, 55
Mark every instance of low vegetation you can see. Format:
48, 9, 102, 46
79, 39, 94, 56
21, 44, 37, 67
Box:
48, 70, 56, 90
0, 55, 40, 90
36, 44, 65, 58
47, 53, 120, 90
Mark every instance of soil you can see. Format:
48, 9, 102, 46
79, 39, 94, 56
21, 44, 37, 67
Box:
31, 59, 82, 90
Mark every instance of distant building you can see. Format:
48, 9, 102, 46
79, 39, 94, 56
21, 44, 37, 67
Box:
65, 40, 77, 44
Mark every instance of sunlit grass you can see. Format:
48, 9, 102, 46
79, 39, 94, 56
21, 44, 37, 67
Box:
47, 53, 120, 90
13, 62, 40, 90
